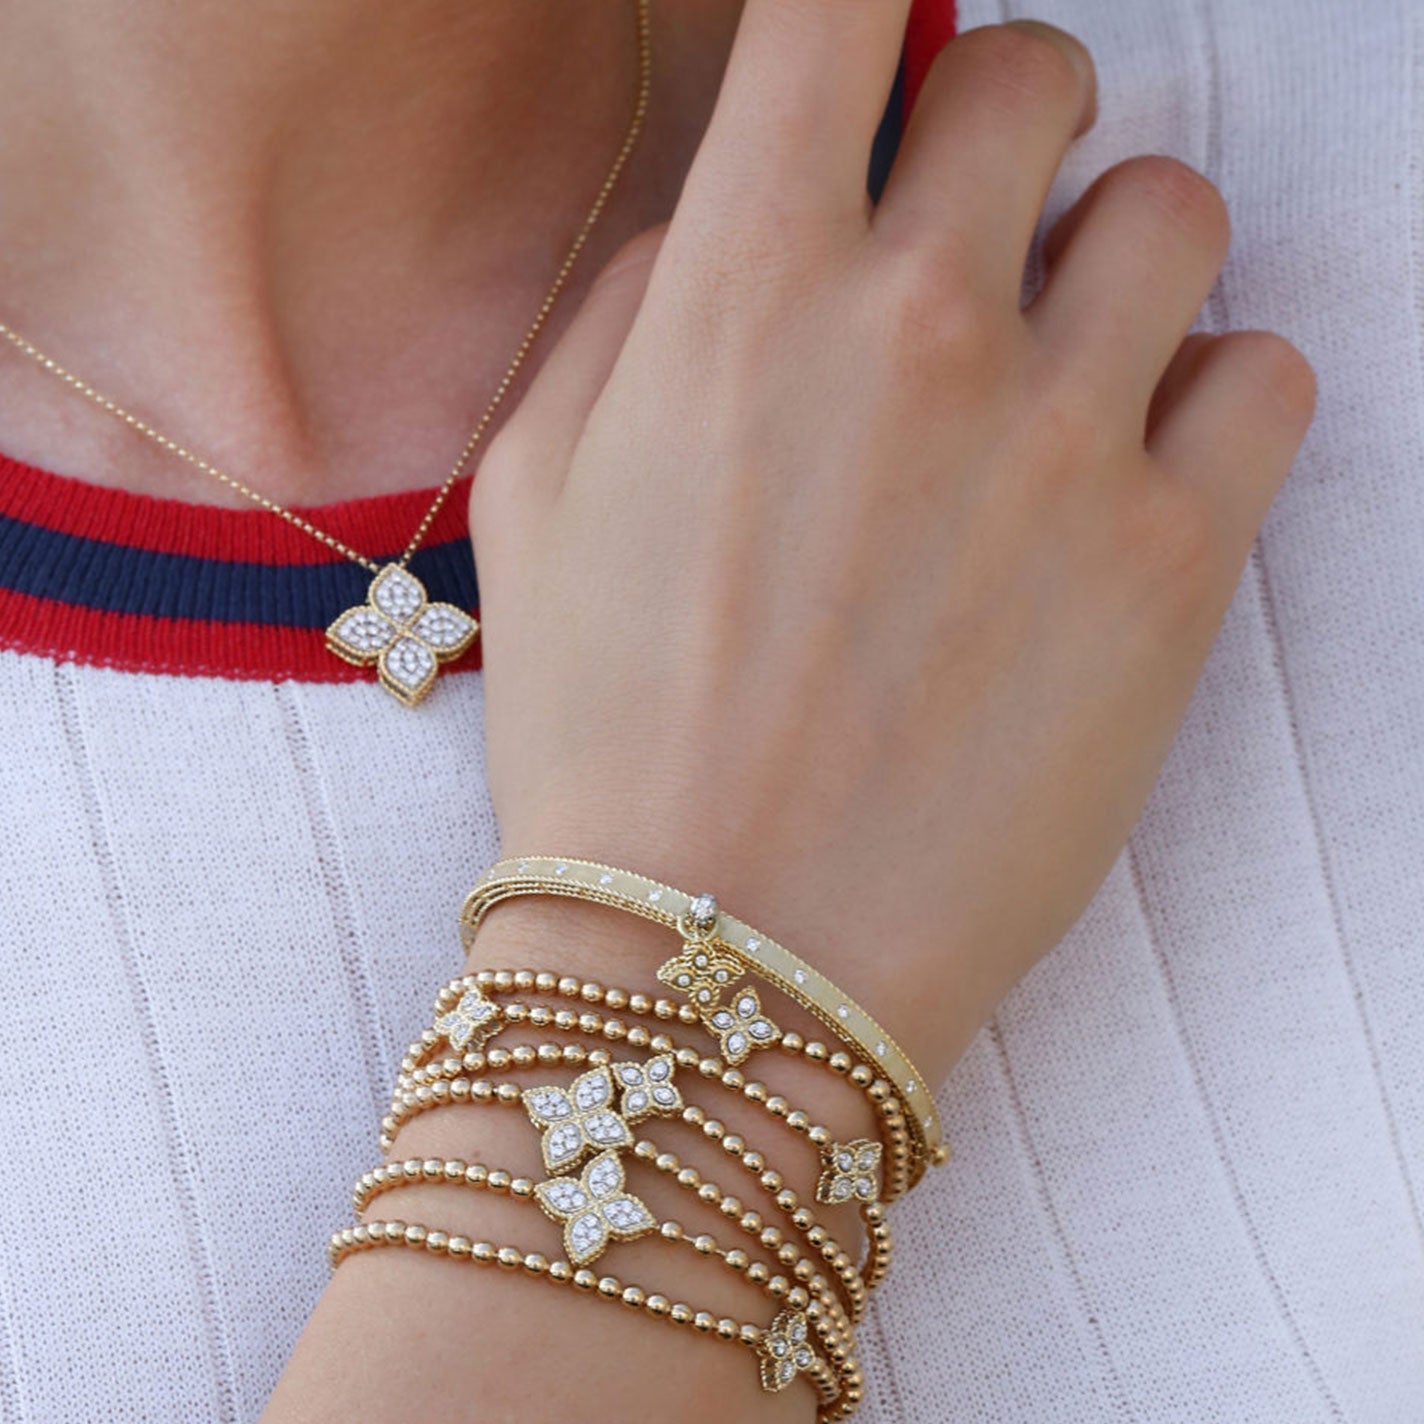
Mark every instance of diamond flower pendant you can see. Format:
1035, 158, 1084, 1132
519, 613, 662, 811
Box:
325, 564, 478, 707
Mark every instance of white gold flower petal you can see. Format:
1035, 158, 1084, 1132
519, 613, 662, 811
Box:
411, 601, 477, 653
326, 606, 399, 663
572, 1068, 613, 1113
369, 564, 426, 623
535, 1178, 590, 1216
378, 637, 437, 702
523, 1087, 574, 1125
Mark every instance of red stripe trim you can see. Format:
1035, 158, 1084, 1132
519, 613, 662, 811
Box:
904, 0, 958, 117
0, 450, 472, 563
0, 584, 482, 683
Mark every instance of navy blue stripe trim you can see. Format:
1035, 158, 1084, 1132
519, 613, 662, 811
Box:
868, 61, 905, 203
0, 514, 479, 627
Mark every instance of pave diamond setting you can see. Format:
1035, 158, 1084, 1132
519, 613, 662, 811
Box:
522, 1067, 634, 1173
533, 1150, 655, 1265
432, 986, 501, 1053
757, 1309, 820, 1393
816, 1138, 882, 1206
325, 563, 478, 707
703, 987, 779, 1066
610, 1054, 683, 1122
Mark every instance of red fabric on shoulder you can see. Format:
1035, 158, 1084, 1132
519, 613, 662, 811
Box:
904, 0, 958, 118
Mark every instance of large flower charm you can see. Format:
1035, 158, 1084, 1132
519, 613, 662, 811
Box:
325, 564, 478, 707
611, 1055, 682, 1123
522, 1067, 634, 1173
816, 1138, 882, 1206
757, 1309, 820, 1393
533, 1150, 656, 1266
656, 941, 743, 1011
432, 986, 501, 1053
703, 988, 779, 1065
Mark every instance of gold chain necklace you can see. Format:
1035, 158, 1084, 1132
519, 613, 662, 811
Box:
0, 0, 651, 707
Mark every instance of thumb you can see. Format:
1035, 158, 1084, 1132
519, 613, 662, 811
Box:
470, 223, 667, 549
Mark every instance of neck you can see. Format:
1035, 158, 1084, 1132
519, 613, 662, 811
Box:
0, 0, 737, 506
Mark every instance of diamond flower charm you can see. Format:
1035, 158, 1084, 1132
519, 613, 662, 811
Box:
757, 1309, 820, 1393
657, 941, 743, 1011
703, 988, 779, 1065
533, 1150, 656, 1266
522, 1066, 634, 1172
432, 986, 501, 1053
611, 1055, 682, 1123
816, 1138, 882, 1205
326, 564, 478, 707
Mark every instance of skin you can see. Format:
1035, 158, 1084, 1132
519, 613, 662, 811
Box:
0, 2, 1316, 1420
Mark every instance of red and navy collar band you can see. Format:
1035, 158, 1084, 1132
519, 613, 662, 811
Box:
0, 450, 479, 682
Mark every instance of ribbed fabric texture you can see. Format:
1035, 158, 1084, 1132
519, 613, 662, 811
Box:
0, 1, 1421, 1420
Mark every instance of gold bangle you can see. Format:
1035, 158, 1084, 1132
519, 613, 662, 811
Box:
459, 856, 947, 1183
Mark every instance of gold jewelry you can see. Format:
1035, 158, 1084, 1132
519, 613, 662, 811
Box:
327, 1221, 857, 1411
0, 0, 651, 707
459, 856, 948, 1181
393, 971, 915, 1199
378, 1065, 876, 1316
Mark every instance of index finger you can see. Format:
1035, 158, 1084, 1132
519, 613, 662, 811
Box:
681, 0, 913, 225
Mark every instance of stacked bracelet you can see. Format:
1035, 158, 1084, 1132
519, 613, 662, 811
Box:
459, 856, 947, 1183
327, 856, 946, 1420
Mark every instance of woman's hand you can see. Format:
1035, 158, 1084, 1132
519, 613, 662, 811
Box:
469, 9, 1316, 1091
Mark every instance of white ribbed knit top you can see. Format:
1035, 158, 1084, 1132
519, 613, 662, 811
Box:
0, 1, 1420, 1420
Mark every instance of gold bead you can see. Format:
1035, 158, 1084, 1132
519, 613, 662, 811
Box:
669, 1303, 694, 1325
447, 1236, 471, 1259
573, 1269, 598, 1291
693, 1311, 716, 1334
598, 1276, 621, 1298
717, 1317, 739, 1341
523, 1253, 548, 1276
645, 1293, 670, 1317
621, 1285, 645, 1309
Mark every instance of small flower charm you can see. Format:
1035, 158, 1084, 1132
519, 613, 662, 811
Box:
816, 1138, 882, 1206
656, 942, 742, 1011
522, 1067, 634, 1173
432, 986, 501, 1053
326, 564, 478, 707
533, 1150, 656, 1266
610, 1055, 683, 1123
757, 1309, 820, 1393
703, 988, 779, 1065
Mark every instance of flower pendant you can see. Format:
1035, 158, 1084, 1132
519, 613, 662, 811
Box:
325, 564, 478, 706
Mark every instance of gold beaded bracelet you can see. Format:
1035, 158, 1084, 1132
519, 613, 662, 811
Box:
329, 1220, 859, 1413
326, 856, 953, 1418
351, 1151, 856, 1342
401, 969, 916, 1200
376, 1065, 876, 1317
459, 857, 947, 1184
